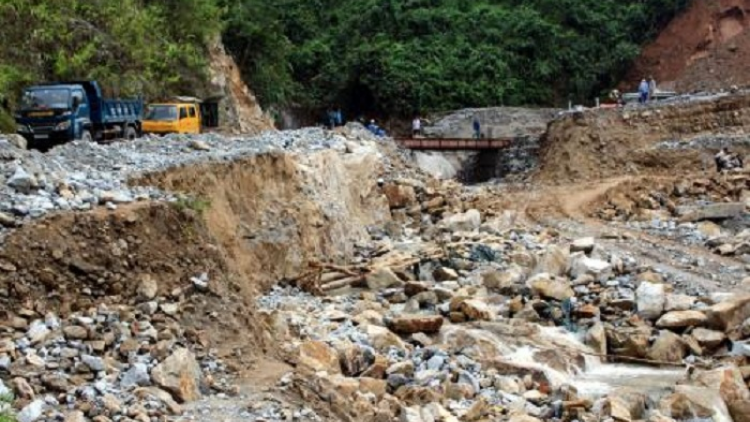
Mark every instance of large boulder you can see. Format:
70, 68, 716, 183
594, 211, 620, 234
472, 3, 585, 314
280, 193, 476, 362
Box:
482, 265, 524, 291
17, 399, 45, 422
606, 325, 652, 358
364, 324, 407, 352
636, 282, 667, 320
728, 401, 750, 422
7, 166, 37, 194
570, 237, 596, 254
298, 341, 341, 374
659, 386, 727, 420
655, 310, 707, 329
366, 267, 404, 290
527, 273, 574, 301
570, 254, 613, 283
677, 202, 745, 223
150, 348, 203, 402
586, 322, 607, 355
383, 184, 417, 209
442, 209, 481, 232
647, 331, 686, 363
695, 367, 750, 405
692, 328, 726, 350
533, 245, 570, 277
706, 295, 750, 331
450, 298, 494, 321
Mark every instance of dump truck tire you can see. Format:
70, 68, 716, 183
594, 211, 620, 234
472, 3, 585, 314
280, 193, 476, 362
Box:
124, 126, 137, 141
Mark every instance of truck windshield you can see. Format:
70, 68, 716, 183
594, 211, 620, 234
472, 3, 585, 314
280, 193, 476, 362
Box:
20, 89, 71, 110
145, 105, 178, 121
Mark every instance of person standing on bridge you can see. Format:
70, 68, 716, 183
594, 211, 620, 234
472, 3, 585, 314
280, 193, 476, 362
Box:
638, 79, 649, 104
412, 116, 422, 137
473, 116, 481, 139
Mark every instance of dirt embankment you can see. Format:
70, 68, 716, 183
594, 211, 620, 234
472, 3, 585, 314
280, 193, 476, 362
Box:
0, 148, 390, 361
535, 93, 750, 183
624, 0, 750, 92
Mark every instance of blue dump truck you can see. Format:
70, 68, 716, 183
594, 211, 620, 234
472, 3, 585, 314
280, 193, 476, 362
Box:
14, 81, 143, 150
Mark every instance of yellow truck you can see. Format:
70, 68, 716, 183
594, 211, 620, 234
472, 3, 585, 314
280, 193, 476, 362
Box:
142, 102, 201, 135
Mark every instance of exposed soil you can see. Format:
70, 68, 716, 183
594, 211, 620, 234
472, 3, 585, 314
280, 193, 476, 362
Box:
535, 93, 750, 184
624, 0, 750, 92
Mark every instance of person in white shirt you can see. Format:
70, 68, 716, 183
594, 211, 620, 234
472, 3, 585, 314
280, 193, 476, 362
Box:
412, 116, 422, 137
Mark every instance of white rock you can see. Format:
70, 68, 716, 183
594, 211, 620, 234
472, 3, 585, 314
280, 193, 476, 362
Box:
570, 254, 612, 283
17, 399, 45, 422
7, 167, 37, 193
570, 237, 595, 253
26, 320, 50, 344
442, 209, 481, 232
636, 282, 666, 320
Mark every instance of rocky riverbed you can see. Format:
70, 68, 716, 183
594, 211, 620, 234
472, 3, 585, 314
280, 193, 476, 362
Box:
0, 126, 750, 422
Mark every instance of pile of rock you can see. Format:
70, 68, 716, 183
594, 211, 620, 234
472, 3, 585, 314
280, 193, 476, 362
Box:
258, 195, 750, 422
0, 276, 234, 422
0, 128, 394, 237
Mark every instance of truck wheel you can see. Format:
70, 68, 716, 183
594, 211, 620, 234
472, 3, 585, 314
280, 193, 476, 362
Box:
124, 126, 137, 141
81, 130, 93, 143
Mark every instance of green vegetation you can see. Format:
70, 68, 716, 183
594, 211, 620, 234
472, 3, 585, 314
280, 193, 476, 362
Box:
223, 0, 690, 115
0, 0, 690, 122
0, 393, 15, 422
0, 0, 222, 104
172, 196, 212, 217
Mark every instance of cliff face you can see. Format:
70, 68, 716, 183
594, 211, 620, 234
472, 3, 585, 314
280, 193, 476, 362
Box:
207, 40, 275, 134
623, 0, 750, 92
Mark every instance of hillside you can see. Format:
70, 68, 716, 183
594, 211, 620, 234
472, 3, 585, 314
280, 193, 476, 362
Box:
624, 0, 750, 92
1, 0, 689, 127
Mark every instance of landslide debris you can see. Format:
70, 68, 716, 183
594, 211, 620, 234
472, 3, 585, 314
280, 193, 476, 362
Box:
535, 92, 750, 183
2, 122, 750, 422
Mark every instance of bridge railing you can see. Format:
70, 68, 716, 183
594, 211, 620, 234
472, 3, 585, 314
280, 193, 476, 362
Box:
394, 137, 515, 150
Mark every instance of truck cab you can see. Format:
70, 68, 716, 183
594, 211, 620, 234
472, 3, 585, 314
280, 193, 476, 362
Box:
15, 81, 142, 150
142, 103, 201, 135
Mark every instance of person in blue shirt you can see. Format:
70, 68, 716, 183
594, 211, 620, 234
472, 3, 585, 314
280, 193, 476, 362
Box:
334, 108, 343, 127
367, 119, 378, 134
638, 79, 650, 104
473, 117, 481, 139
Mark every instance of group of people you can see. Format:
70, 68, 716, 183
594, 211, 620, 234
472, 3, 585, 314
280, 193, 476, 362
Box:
638, 77, 659, 104
715, 147, 744, 172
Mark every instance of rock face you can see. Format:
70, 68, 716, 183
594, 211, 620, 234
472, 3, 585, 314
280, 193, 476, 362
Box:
206, 40, 273, 134
636, 282, 666, 320
150, 348, 203, 403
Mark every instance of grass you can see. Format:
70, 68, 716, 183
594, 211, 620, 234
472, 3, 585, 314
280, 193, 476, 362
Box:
171, 196, 212, 217
0, 393, 15, 422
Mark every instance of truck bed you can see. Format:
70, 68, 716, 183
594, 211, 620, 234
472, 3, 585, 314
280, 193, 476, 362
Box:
100, 99, 143, 124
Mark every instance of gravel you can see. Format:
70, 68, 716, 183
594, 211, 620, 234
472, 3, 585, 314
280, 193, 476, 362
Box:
0, 127, 386, 242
